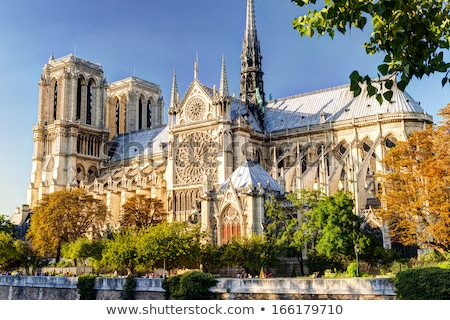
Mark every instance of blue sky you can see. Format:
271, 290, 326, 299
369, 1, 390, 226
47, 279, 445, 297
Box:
0, 0, 448, 215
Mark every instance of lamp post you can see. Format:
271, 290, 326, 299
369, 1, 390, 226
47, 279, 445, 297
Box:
354, 244, 360, 277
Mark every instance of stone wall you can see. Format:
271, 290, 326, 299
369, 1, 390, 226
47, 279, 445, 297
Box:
0, 275, 396, 300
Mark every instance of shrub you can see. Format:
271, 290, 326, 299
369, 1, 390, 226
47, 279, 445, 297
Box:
122, 275, 137, 300
346, 262, 358, 277
162, 271, 218, 300
77, 274, 97, 300
393, 267, 450, 299
437, 261, 450, 269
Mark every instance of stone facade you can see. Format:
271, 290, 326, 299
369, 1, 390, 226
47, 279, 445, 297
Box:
26, 0, 433, 247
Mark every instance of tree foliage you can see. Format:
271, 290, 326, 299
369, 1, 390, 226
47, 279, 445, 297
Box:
0, 214, 15, 236
136, 222, 202, 273
61, 237, 105, 267
101, 231, 139, 275
221, 235, 279, 275
305, 191, 372, 262
265, 190, 322, 275
377, 104, 450, 254
291, 0, 450, 102
120, 195, 166, 230
26, 189, 108, 261
0, 231, 30, 271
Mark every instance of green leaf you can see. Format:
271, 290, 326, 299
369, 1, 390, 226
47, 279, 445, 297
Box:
442, 77, 448, 87
397, 80, 408, 91
385, 79, 394, 89
349, 70, 361, 82
378, 64, 389, 76
376, 93, 383, 105
383, 90, 394, 102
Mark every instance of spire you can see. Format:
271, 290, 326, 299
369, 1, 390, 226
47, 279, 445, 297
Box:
169, 69, 179, 110
240, 0, 265, 129
194, 52, 199, 80
219, 55, 229, 98
245, 0, 257, 46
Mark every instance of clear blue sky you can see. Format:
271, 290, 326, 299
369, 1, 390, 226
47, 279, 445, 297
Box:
0, 0, 448, 215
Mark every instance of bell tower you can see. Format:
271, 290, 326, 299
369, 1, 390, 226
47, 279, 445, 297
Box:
27, 54, 110, 207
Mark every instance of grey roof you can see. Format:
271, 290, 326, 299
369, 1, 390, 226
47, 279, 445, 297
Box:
264, 81, 429, 132
230, 97, 263, 131
220, 160, 281, 191
108, 126, 168, 162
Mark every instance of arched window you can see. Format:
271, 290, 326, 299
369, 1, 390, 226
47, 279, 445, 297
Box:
221, 206, 241, 243
53, 81, 58, 120
76, 78, 82, 120
86, 80, 93, 125
115, 99, 120, 135
138, 98, 143, 130
147, 100, 152, 129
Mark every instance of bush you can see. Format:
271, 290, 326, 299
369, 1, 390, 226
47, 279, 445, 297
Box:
162, 271, 218, 300
122, 275, 136, 300
346, 262, 358, 277
393, 267, 450, 299
77, 274, 97, 300
437, 261, 450, 269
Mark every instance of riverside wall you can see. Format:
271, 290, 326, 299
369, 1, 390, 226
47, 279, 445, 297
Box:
0, 275, 396, 300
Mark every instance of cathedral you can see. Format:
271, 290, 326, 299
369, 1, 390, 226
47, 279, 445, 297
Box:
26, 0, 433, 247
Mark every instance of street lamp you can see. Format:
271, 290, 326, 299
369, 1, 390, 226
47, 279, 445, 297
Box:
354, 244, 360, 277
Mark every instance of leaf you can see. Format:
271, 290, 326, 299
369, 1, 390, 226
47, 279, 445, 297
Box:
383, 90, 394, 102
376, 93, 383, 105
378, 64, 389, 76
385, 79, 394, 89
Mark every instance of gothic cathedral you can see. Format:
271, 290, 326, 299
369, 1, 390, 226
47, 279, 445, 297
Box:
27, 0, 433, 247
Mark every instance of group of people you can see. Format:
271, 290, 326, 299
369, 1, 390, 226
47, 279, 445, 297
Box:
235, 272, 273, 278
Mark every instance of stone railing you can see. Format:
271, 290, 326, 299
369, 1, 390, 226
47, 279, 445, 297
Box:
0, 275, 395, 300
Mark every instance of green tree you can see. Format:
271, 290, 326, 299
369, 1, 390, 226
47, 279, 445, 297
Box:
61, 238, 104, 267
120, 195, 166, 230
136, 222, 202, 273
0, 214, 15, 236
222, 235, 278, 276
291, 0, 450, 102
0, 231, 30, 271
302, 191, 377, 270
101, 231, 139, 275
265, 190, 322, 276
26, 189, 108, 262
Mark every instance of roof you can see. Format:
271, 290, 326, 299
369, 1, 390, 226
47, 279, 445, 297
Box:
264, 81, 430, 132
220, 160, 281, 191
108, 126, 168, 162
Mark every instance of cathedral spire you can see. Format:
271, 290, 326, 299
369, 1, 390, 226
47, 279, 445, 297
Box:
169, 69, 179, 110
219, 55, 229, 98
240, 0, 265, 128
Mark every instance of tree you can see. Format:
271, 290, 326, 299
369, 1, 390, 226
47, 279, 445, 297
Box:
0, 214, 15, 236
265, 190, 322, 276
61, 237, 104, 267
306, 191, 371, 263
101, 231, 139, 275
0, 231, 30, 271
120, 195, 166, 230
377, 104, 450, 254
222, 235, 279, 276
26, 189, 108, 262
136, 222, 202, 274
291, 0, 450, 103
